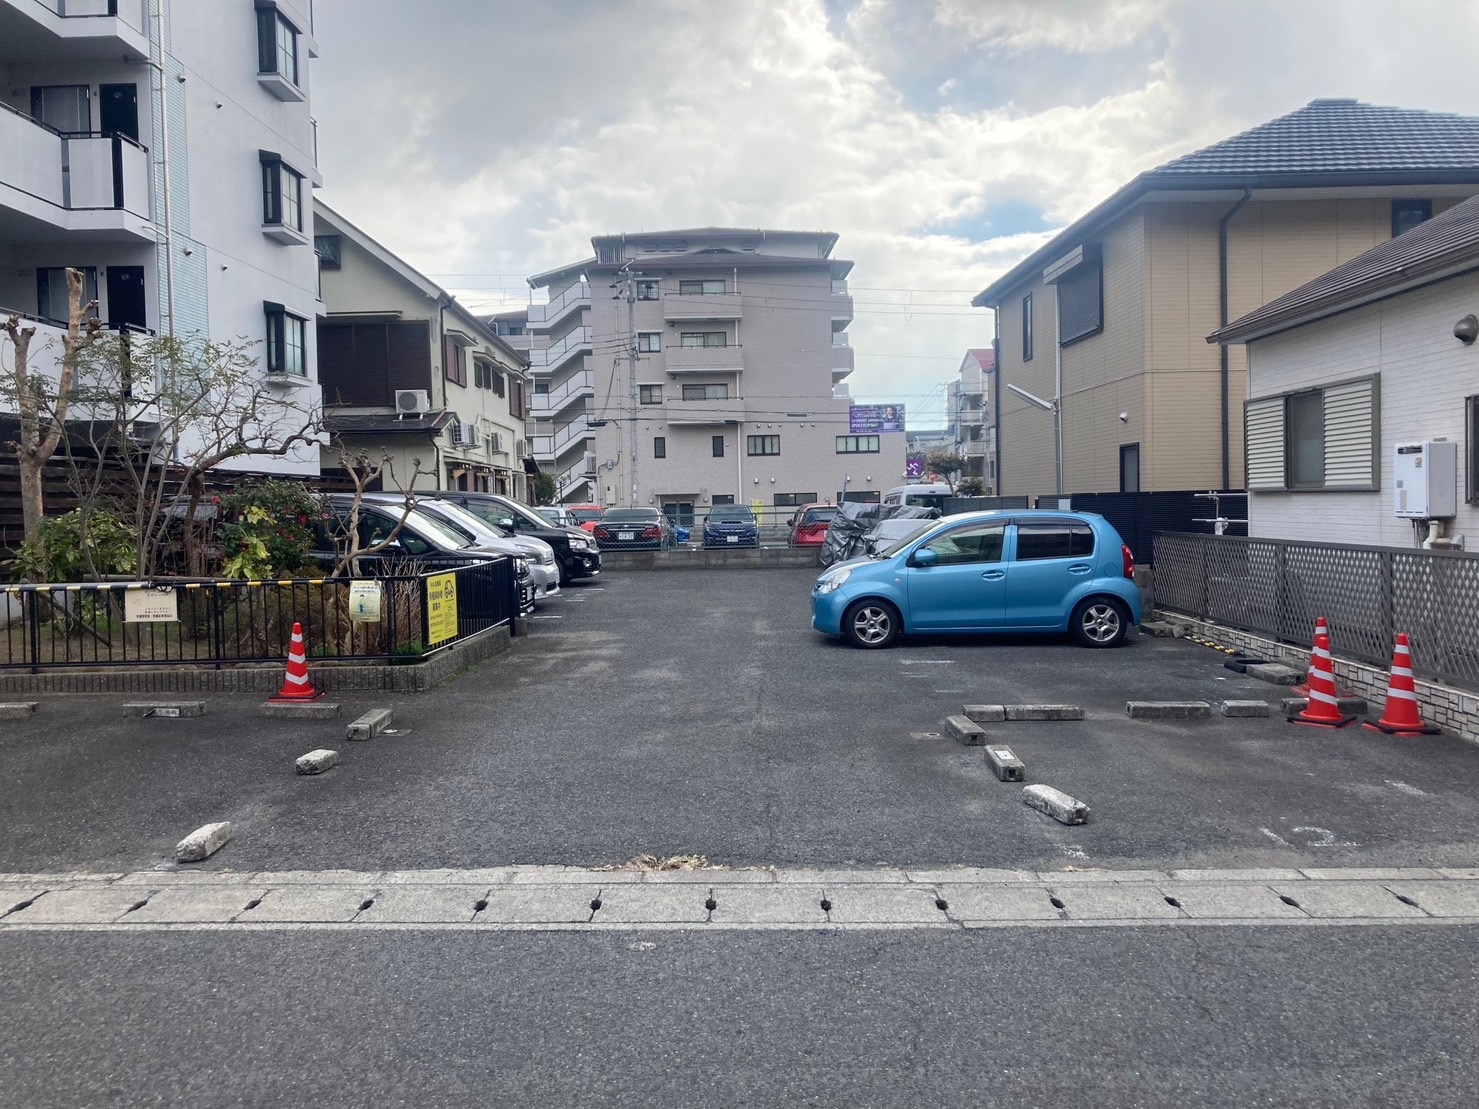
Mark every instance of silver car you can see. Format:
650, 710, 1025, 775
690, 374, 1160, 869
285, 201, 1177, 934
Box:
364, 494, 561, 601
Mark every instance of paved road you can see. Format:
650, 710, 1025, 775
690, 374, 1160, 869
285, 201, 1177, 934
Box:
5, 570, 1479, 875
3, 924, 1476, 1108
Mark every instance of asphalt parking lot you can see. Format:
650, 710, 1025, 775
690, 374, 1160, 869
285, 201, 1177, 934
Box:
4, 567, 1479, 875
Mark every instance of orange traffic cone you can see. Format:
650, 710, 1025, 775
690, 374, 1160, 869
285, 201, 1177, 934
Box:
1288, 628, 1354, 728
1364, 634, 1440, 736
270, 622, 324, 701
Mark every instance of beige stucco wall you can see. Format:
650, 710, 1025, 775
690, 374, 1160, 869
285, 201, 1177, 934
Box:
1244, 269, 1479, 546
994, 190, 1478, 498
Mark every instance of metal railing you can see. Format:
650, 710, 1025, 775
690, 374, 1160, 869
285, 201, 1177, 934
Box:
0, 560, 517, 672
529, 369, 593, 418
528, 326, 591, 370
1153, 532, 1479, 691
528, 281, 590, 327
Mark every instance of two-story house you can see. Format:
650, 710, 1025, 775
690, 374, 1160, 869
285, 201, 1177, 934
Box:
0, 0, 324, 475
971, 99, 1479, 497
314, 201, 532, 498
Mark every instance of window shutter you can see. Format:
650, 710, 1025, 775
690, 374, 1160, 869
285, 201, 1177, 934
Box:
1322, 376, 1377, 488
1245, 396, 1286, 490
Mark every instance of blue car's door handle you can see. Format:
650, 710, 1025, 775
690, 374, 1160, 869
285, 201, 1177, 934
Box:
981, 570, 1005, 581
1068, 563, 1092, 574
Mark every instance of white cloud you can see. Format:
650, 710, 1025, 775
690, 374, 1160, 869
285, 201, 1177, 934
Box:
311, 0, 1479, 424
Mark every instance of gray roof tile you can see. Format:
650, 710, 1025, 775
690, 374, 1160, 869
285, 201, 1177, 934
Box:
1157, 99, 1479, 177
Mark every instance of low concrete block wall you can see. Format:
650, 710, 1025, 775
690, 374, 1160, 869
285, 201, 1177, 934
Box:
1156, 611, 1479, 743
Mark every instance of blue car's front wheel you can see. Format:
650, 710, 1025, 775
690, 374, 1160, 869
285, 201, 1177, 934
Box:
843, 599, 901, 649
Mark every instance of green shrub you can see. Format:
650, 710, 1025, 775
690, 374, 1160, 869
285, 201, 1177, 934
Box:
9, 510, 139, 583
217, 480, 319, 578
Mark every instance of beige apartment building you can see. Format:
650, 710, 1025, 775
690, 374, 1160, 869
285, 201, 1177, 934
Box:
314, 201, 532, 497
529, 228, 900, 518
972, 99, 1479, 497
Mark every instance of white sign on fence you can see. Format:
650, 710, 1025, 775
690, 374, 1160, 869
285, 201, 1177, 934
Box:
348, 580, 382, 623
123, 587, 178, 624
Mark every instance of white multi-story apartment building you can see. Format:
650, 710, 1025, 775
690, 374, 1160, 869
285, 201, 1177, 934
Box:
0, 0, 322, 474
529, 227, 902, 516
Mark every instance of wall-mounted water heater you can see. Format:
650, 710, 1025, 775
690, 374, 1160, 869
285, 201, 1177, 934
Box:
1393, 441, 1457, 519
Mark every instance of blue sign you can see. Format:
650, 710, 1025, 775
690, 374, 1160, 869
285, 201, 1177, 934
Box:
849, 404, 905, 433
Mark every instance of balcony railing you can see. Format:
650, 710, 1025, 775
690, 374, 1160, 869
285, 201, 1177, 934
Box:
663, 398, 742, 425
529, 368, 593, 419
14, 0, 149, 47
528, 325, 592, 371
528, 281, 591, 329
662, 292, 743, 322
0, 103, 151, 226
830, 291, 853, 327
661, 344, 744, 374
830, 341, 854, 378
531, 418, 594, 460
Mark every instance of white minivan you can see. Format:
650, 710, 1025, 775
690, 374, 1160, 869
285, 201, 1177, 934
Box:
881, 483, 955, 511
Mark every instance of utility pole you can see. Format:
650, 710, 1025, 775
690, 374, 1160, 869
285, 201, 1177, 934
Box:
619, 265, 639, 507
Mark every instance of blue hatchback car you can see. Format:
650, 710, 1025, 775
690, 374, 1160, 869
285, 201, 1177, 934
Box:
811, 510, 1141, 649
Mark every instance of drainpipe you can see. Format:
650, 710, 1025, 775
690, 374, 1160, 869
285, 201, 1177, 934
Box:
1218, 189, 1253, 491
990, 323, 1001, 496
152, 0, 175, 339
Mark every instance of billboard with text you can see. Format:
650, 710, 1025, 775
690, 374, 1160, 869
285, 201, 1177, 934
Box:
849, 404, 905, 433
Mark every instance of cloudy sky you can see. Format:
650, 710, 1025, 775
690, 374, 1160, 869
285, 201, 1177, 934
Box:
312, 0, 1479, 426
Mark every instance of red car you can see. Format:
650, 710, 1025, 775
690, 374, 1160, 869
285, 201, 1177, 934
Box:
566, 503, 603, 535
789, 503, 839, 547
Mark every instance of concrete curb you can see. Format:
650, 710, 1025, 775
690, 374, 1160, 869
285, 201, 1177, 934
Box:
963, 704, 1006, 723
1023, 784, 1090, 825
1005, 705, 1085, 721
0, 702, 38, 719
122, 701, 205, 718
1245, 663, 1304, 686
1282, 695, 1369, 715
176, 822, 232, 863
944, 714, 987, 746
1126, 700, 1213, 720
984, 744, 1025, 782
347, 708, 393, 741
295, 749, 339, 775
1220, 700, 1271, 718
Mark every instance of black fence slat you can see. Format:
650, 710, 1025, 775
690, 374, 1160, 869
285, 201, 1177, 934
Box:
0, 558, 514, 672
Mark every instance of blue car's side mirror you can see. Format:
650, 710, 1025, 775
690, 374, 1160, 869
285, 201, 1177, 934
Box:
911, 547, 938, 568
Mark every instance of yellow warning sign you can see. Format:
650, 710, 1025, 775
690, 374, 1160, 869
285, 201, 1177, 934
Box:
425, 572, 458, 645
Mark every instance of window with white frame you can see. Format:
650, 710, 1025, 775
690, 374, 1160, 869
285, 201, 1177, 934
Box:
639, 385, 662, 404
260, 154, 303, 231
1245, 375, 1379, 492
637, 332, 661, 352
835, 435, 880, 454
680, 332, 727, 348
747, 434, 780, 456
264, 302, 306, 376
636, 280, 660, 300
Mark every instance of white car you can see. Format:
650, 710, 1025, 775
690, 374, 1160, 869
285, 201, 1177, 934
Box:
536, 506, 578, 528
363, 494, 561, 601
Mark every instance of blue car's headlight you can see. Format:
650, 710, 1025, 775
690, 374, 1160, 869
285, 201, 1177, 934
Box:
817, 567, 852, 594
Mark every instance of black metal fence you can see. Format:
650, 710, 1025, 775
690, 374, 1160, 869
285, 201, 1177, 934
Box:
1153, 532, 1479, 691
0, 558, 518, 671
1022, 492, 1247, 566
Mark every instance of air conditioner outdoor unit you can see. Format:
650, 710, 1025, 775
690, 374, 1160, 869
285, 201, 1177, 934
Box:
396, 389, 431, 415
490, 431, 505, 454
461, 422, 480, 448
583, 451, 596, 477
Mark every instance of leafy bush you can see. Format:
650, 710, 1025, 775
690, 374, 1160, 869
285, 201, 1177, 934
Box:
217, 480, 319, 579
9, 509, 139, 582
